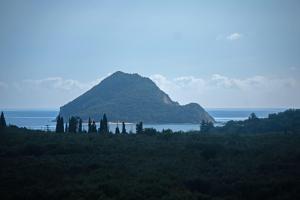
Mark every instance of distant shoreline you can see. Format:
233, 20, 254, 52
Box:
0, 107, 290, 112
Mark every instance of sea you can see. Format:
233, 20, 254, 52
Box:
1, 108, 286, 132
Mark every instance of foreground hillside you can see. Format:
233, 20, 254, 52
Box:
1, 128, 300, 200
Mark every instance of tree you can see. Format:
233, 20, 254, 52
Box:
78, 118, 82, 133
0, 111, 7, 130
60, 117, 64, 133
144, 128, 157, 135
200, 120, 214, 134
88, 117, 92, 133
91, 121, 97, 133
99, 119, 103, 133
69, 116, 78, 133
102, 114, 109, 134
115, 124, 120, 134
55, 115, 64, 133
162, 129, 173, 134
249, 113, 258, 121
56, 116, 60, 132
122, 122, 127, 134
136, 121, 143, 134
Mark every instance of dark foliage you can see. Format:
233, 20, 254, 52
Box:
55, 115, 64, 133
98, 114, 109, 134
1, 109, 300, 199
200, 120, 214, 134
0, 126, 300, 200
144, 128, 157, 135
78, 118, 82, 133
68, 116, 78, 133
211, 109, 300, 134
136, 121, 143, 134
88, 117, 92, 133
0, 111, 7, 131
122, 122, 127, 134
99, 119, 103, 133
90, 121, 97, 133
162, 128, 173, 134
115, 125, 120, 134
102, 114, 109, 134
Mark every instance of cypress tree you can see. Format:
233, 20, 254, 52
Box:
55, 115, 64, 133
91, 121, 97, 133
115, 126, 120, 134
78, 118, 82, 133
115, 125, 120, 134
69, 116, 78, 133
60, 117, 64, 133
88, 117, 92, 133
55, 115, 60, 133
0, 112, 7, 130
102, 114, 109, 134
99, 119, 103, 133
122, 122, 127, 134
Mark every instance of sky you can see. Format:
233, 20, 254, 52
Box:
0, 0, 300, 109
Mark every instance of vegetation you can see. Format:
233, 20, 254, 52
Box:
55, 115, 64, 133
136, 121, 143, 134
99, 114, 109, 134
1, 125, 300, 200
1, 109, 300, 199
115, 124, 120, 134
57, 109, 300, 136
90, 121, 97, 133
88, 117, 92, 133
200, 120, 214, 134
78, 118, 83, 133
210, 109, 300, 135
68, 116, 78, 133
0, 111, 6, 130
122, 122, 127, 134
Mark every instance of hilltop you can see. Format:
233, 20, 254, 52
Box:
59, 71, 214, 123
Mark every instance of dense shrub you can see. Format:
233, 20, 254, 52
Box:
0, 127, 300, 200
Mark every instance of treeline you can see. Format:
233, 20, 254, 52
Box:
56, 114, 146, 135
56, 114, 172, 135
200, 109, 300, 134
1, 109, 300, 135
56, 114, 110, 134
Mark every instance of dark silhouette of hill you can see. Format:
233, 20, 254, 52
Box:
59, 71, 214, 123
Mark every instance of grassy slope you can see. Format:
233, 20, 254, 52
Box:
1, 128, 300, 200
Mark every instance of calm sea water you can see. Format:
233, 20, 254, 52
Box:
2, 108, 286, 132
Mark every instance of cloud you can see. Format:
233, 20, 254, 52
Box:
150, 74, 179, 92
22, 77, 103, 91
0, 76, 107, 109
211, 74, 239, 88
150, 74, 300, 108
1, 73, 299, 108
226, 33, 242, 40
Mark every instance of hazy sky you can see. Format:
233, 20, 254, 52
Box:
0, 0, 300, 109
